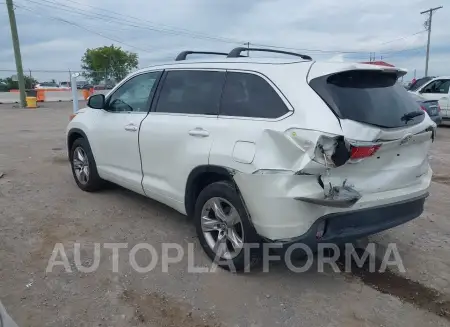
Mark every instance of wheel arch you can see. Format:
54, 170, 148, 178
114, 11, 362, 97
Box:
185, 165, 237, 218
67, 128, 89, 157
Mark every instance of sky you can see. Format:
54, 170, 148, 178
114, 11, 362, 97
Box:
0, 0, 449, 82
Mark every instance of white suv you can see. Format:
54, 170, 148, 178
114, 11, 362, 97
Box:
67, 47, 435, 271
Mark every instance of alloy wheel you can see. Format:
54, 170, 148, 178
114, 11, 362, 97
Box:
73, 147, 90, 185
201, 197, 244, 260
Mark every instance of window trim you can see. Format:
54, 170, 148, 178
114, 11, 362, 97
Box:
217, 69, 294, 121
102, 70, 163, 114
150, 68, 227, 117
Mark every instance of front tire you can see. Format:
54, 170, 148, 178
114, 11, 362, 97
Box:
70, 138, 104, 192
194, 181, 261, 272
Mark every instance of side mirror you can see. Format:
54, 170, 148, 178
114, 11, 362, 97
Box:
87, 94, 105, 109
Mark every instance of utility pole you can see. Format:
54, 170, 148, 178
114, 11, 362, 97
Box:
6, 0, 26, 107
421, 6, 443, 77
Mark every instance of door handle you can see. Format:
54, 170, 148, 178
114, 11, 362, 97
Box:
441, 97, 449, 100
124, 123, 138, 132
188, 128, 209, 137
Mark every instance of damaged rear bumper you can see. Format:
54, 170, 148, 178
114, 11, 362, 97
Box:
281, 193, 427, 248
295, 182, 361, 208
233, 165, 432, 242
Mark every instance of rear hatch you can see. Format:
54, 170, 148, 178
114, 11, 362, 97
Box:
304, 62, 435, 203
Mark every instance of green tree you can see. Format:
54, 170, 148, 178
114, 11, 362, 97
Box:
81, 45, 139, 84
0, 75, 38, 91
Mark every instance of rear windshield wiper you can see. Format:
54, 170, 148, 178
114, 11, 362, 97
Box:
401, 110, 424, 122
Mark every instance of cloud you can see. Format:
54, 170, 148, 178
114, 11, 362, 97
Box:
0, 0, 449, 81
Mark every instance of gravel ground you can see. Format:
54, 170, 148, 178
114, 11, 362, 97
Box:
1, 102, 450, 327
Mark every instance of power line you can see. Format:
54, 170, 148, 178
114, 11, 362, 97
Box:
22, 0, 371, 55
381, 45, 427, 54
54, 0, 434, 56
19, 0, 435, 59
381, 47, 426, 59
22, 0, 245, 45
63, 0, 239, 41
14, 3, 155, 53
378, 30, 426, 46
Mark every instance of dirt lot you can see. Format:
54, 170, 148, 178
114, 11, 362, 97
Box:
1, 102, 450, 327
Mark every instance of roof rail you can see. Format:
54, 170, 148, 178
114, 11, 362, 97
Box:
227, 47, 312, 61
175, 51, 229, 61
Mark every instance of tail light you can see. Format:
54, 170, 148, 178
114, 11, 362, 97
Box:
350, 144, 381, 159
420, 105, 427, 111
287, 129, 381, 169
316, 138, 381, 165
314, 135, 351, 167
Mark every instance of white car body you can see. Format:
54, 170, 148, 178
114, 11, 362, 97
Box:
35, 83, 60, 89
409, 76, 450, 119
67, 54, 434, 250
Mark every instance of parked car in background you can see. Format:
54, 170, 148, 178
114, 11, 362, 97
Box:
81, 84, 94, 90
76, 81, 88, 89
59, 81, 71, 89
35, 82, 59, 89
0, 82, 8, 92
67, 48, 435, 271
408, 76, 450, 120
94, 83, 114, 90
410, 93, 442, 125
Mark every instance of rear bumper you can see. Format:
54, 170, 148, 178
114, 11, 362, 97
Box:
234, 165, 432, 241
282, 193, 427, 247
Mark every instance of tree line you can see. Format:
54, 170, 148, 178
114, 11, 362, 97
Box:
0, 45, 138, 92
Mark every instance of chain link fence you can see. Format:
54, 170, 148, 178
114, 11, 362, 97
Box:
0, 69, 119, 91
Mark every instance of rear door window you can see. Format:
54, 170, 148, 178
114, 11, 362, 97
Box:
220, 72, 289, 118
155, 70, 225, 115
309, 70, 424, 128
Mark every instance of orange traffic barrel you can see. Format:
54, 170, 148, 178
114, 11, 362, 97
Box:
82, 89, 90, 100
36, 89, 45, 102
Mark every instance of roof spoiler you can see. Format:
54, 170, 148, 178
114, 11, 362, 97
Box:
359, 62, 408, 77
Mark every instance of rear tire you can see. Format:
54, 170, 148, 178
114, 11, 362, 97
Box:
194, 181, 261, 272
70, 138, 104, 192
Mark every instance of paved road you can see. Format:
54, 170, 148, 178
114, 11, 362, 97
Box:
0, 103, 449, 326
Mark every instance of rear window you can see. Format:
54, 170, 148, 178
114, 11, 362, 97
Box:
220, 72, 289, 118
309, 70, 424, 128
408, 77, 433, 91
